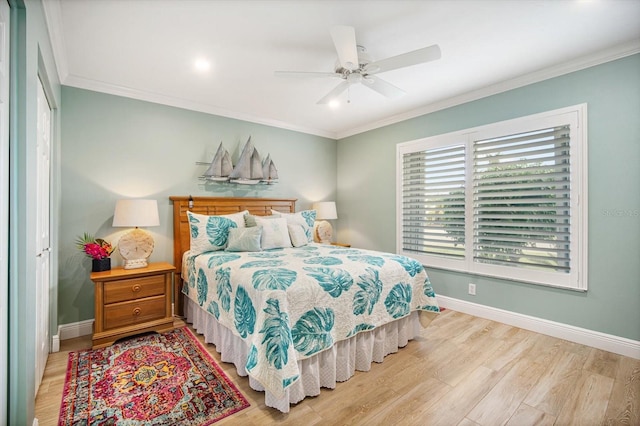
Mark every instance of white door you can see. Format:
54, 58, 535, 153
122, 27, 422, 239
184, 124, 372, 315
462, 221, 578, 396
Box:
35, 77, 51, 394
0, 0, 10, 421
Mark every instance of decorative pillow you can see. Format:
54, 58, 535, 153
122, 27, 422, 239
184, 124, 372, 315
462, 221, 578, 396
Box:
287, 223, 308, 248
254, 216, 292, 250
271, 209, 317, 243
226, 226, 263, 252
187, 210, 247, 254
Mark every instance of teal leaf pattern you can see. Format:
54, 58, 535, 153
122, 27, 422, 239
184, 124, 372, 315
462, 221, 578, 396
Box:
303, 256, 343, 266
303, 267, 353, 298
424, 277, 436, 298
186, 256, 197, 288
216, 267, 232, 312
252, 268, 297, 291
207, 301, 220, 319
283, 375, 299, 389
347, 323, 376, 337
181, 241, 440, 398
207, 253, 241, 268
206, 216, 237, 247
188, 214, 200, 238
300, 210, 316, 227
260, 299, 292, 370
353, 268, 383, 316
347, 255, 385, 267
234, 286, 256, 338
246, 345, 258, 371
384, 283, 412, 318
240, 260, 285, 269
291, 308, 335, 356
388, 255, 423, 277
197, 268, 208, 306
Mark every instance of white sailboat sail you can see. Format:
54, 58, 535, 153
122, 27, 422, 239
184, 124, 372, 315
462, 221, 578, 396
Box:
261, 154, 279, 183
202, 142, 233, 181
229, 137, 264, 184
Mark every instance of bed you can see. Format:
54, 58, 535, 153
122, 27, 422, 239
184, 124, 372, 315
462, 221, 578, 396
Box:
170, 196, 439, 413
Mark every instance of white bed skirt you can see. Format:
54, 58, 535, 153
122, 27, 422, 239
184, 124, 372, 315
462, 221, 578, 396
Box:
185, 297, 422, 413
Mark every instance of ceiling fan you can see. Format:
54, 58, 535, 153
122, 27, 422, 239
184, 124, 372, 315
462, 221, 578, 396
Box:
274, 25, 441, 104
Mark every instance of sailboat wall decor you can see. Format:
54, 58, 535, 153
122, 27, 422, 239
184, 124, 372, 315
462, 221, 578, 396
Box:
261, 154, 279, 184
200, 142, 233, 181
196, 136, 279, 185
229, 136, 264, 184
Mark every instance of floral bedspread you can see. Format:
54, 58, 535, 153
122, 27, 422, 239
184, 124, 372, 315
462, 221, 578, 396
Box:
182, 243, 439, 398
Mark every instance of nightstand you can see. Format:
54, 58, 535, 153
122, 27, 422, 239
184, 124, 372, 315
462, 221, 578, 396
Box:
331, 242, 351, 248
90, 262, 175, 349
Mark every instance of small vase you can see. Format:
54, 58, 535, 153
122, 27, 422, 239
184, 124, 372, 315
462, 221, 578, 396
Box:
92, 258, 111, 272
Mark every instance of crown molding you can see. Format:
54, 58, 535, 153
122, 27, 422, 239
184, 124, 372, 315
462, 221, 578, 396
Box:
43, 0, 638, 143
41, 0, 69, 83
336, 40, 640, 139
62, 74, 337, 139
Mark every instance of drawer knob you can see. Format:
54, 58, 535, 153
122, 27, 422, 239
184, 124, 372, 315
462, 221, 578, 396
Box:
133, 307, 142, 316
132, 285, 141, 293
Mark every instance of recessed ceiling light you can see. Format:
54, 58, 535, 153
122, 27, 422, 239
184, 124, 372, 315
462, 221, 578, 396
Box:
328, 100, 340, 108
194, 58, 211, 72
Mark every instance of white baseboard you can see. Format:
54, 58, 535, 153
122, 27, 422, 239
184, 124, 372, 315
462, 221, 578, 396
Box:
51, 334, 60, 353
437, 295, 640, 360
57, 319, 94, 343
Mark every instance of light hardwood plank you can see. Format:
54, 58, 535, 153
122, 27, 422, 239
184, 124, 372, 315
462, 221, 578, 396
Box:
523, 349, 584, 415
505, 403, 556, 426
34, 311, 640, 426
467, 358, 548, 425
603, 356, 640, 426
555, 370, 614, 425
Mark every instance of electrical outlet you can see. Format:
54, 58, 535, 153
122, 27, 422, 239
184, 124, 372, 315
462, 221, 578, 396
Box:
468, 283, 476, 295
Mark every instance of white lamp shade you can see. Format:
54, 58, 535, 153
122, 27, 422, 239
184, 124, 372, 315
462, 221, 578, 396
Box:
313, 201, 337, 220
112, 199, 160, 227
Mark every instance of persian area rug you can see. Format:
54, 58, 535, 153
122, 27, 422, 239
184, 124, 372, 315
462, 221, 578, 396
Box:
59, 327, 249, 425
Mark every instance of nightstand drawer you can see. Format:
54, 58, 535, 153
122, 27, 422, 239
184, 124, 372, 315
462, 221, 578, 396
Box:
103, 275, 165, 304
103, 296, 166, 330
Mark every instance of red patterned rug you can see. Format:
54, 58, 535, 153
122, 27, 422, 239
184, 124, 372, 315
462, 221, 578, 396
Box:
59, 327, 249, 425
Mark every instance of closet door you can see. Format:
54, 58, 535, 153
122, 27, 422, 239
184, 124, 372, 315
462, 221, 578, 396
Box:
0, 0, 10, 421
35, 77, 52, 394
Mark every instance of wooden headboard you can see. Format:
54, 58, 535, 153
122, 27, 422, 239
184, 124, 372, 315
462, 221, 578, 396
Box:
169, 196, 296, 316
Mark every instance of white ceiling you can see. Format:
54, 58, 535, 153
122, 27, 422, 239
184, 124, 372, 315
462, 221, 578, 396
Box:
44, 0, 640, 139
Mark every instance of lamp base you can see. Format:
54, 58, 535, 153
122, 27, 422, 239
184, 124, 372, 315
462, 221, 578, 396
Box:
313, 220, 334, 244
118, 228, 155, 269
123, 258, 149, 269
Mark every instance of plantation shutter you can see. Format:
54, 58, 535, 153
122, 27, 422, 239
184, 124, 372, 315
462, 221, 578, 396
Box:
472, 126, 571, 273
401, 144, 466, 258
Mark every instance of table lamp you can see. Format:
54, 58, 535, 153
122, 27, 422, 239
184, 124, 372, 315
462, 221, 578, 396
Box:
112, 199, 160, 269
312, 201, 337, 244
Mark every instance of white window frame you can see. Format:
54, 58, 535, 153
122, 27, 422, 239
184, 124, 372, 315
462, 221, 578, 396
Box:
396, 104, 588, 291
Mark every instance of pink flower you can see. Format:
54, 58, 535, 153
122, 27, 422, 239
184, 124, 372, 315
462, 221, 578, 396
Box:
77, 234, 114, 260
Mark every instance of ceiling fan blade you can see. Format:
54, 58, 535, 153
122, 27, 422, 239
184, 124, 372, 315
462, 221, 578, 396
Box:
274, 71, 340, 78
366, 44, 441, 74
363, 75, 405, 99
330, 25, 359, 71
316, 80, 350, 104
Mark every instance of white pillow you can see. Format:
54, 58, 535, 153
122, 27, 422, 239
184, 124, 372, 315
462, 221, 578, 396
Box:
287, 223, 308, 247
187, 210, 248, 254
226, 226, 263, 252
271, 209, 317, 243
255, 216, 292, 250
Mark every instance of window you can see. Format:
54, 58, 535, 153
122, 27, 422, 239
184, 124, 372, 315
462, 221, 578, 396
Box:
397, 105, 587, 290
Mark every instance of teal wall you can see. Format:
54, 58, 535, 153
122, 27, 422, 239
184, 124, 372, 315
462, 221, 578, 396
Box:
337, 54, 640, 341
59, 87, 337, 325
8, 0, 62, 424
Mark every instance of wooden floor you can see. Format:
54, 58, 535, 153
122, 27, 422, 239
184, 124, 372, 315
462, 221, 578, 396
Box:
35, 309, 639, 425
